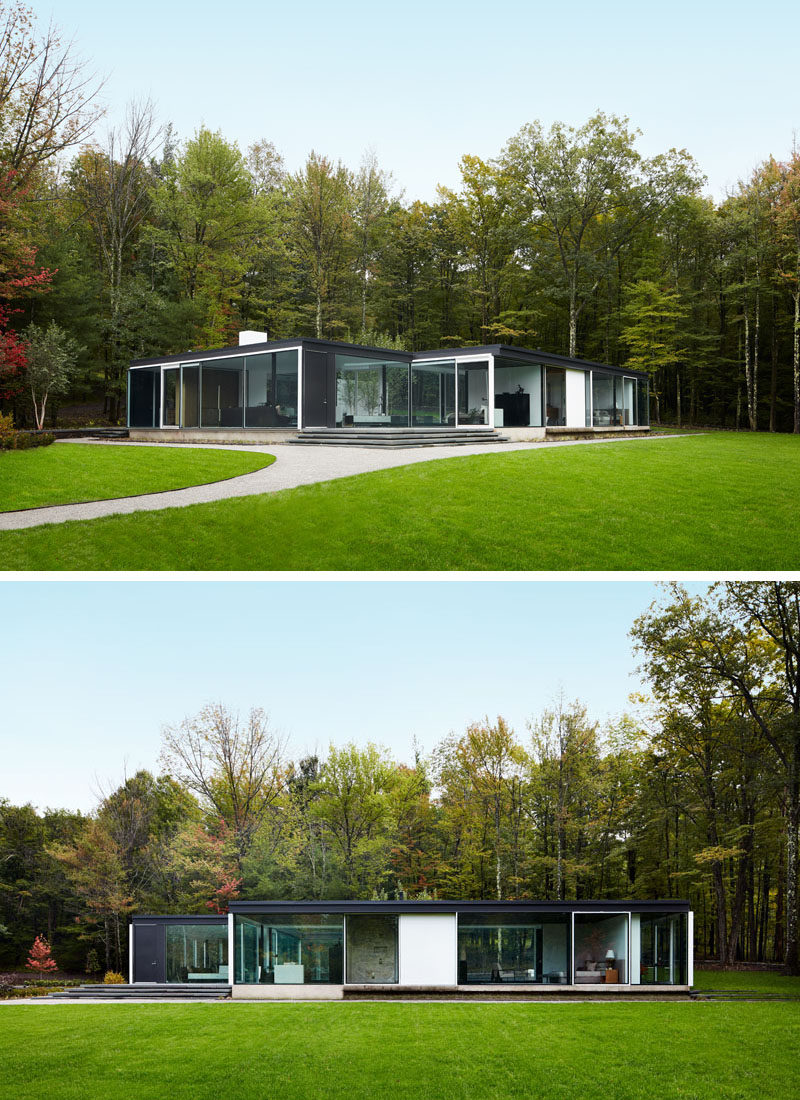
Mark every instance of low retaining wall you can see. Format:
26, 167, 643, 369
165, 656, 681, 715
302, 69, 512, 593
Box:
231, 983, 689, 1001
129, 428, 295, 445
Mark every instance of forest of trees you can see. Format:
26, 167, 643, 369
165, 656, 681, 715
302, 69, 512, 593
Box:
2, 3, 800, 431
2, 582, 799, 976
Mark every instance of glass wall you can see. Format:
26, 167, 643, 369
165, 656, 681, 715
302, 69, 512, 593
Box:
639, 913, 687, 985
201, 356, 245, 427
493, 359, 542, 427
165, 923, 228, 983
592, 372, 617, 426
246, 350, 298, 427
345, 915, 398, 983
457, 913, 570, 985
411, 360, 455, 426
162, 368, 180, 427
235, 913, 343, 984
335, 354, 410, 427
574, 913, 629, 984
128, 369, 159, 427
457, 361, 490, 425
545, 368, 566, 425
182, 365, 199, 427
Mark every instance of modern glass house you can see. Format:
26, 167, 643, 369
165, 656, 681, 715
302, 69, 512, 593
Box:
129, 900, 691, 997
127, 336, 650, 443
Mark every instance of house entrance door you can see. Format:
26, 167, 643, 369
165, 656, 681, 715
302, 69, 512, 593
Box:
133, 923, 165, 983
303, 350, 334, 426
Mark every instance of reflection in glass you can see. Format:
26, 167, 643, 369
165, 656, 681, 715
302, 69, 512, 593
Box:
574, 913, 628, 984
345, 915, 398, 983
457, 361, 489, 425
235, 913, 343, 984
162, 368, 180, 426
335, 354, 409, 427
165, 923, 228, 983
457, 913, 570, 984
245, 350, 298, 427
640, 913, 686, 985
182, 365, 199, 427
592, 372, 616, 426
545, 368, 566, 425
411, 360, 455, 426
201, 357, 244, 427
129, 369, 159, 428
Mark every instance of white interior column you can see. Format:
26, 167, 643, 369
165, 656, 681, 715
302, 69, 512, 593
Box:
629, 914, 641, 984
565, 369, 586, 427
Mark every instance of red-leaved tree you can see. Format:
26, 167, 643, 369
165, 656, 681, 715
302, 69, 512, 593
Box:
26, 935, 58, 975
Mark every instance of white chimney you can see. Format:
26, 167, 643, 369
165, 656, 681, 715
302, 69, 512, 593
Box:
238, 330, 268, 346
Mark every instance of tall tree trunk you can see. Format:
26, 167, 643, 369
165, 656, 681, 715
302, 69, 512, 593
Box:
793, 289, 800, 434
770, 296, 779, 432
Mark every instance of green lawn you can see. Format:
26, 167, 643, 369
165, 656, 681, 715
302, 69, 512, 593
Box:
693, 968, 800, 995
0, 433, 798, 570
0, 444, 274, 512
1, 1002, 797, 1099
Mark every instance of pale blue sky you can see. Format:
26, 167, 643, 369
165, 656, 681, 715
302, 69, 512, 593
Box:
36, 0, 800, 201
1, 581, 708, 813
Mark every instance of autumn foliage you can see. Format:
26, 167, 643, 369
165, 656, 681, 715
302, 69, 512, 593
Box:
25, 934, 58, 975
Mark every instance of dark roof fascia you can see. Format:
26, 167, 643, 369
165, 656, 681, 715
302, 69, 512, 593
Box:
130, 913, 228, 925
130, 337, 413, 369
414, 344, 649, 380
227, 899, 690, 915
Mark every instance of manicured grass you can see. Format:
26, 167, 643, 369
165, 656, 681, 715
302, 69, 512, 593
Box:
693, 968, 800, 995
1, 433, 798, 570
0, 1003, 797, 1099
0, 444, 274, 512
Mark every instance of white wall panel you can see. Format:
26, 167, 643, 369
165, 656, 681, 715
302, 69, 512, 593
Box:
398, 914, 457, 986
565, 369, 586, 427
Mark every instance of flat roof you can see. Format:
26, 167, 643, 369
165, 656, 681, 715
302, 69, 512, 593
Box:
225, 899, 690, 915
129, 338, 648, 379
130, 899, 690, 923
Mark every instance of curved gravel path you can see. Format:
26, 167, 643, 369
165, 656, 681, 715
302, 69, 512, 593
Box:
0, 434, 688, 532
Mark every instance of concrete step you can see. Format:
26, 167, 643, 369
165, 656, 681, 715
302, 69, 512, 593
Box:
289, 428, 509, 448
49, 983, 230, 1000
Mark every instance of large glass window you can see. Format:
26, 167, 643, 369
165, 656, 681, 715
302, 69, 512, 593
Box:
182, 365, 199, 427
345, 915, 398, 984
128, 369, 159, 428
457, 913, 570, 985
335, 354, 409, 427
545, 368, 566, 425
162, 368, 180, 427
640, 913, 687, 985
574, 913, 629, 984
245, 350, 298, 428
592, 372, 617, 426
411, 360, 455, 426
493, 359, 542, 427
235, 913, 343, 984
201, 357, 244, 427
457, 361, 489, 425
165, 923, 228, 983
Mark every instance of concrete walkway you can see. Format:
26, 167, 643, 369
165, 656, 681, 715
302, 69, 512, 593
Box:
0, 434, 689, 532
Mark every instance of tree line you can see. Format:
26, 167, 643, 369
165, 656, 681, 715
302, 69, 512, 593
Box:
2, 3, 800, 430
1, 583, 798, 975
